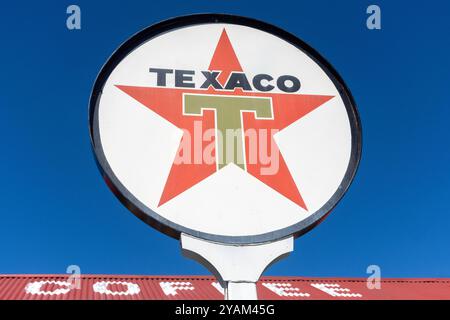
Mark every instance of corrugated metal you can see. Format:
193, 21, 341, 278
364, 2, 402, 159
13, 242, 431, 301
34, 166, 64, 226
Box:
0, 275, 449, 300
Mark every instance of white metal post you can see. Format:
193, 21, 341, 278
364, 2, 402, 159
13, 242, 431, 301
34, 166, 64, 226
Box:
180, 233, 294, 300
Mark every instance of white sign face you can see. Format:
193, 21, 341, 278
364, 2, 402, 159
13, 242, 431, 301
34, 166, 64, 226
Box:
89, 15, 361, 244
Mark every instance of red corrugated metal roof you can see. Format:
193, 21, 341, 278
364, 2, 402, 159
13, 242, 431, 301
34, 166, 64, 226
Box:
0, 275, 449, 300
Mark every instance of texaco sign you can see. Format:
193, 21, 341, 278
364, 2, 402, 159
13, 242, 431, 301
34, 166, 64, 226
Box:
89, 14, 361, 244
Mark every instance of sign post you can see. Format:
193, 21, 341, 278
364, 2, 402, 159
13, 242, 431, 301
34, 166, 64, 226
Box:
89, 14, 361, 300
181, 234, 293, 299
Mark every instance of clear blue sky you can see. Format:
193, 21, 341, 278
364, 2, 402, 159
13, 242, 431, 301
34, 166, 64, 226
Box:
1, 0, 449, 278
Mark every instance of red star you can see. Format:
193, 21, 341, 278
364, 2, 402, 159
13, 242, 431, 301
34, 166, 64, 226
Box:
116, 29, 333, 210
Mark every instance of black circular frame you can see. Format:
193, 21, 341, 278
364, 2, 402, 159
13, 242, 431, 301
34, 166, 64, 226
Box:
89, 14, 362, 245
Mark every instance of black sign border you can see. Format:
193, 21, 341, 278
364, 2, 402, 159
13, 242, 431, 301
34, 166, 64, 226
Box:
89, 13, 362, 244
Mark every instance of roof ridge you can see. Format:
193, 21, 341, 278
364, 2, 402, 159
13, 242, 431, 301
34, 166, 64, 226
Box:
0, 274, 449, 283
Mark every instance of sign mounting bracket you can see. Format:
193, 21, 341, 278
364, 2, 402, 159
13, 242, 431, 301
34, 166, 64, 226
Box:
181, 233, 294, 300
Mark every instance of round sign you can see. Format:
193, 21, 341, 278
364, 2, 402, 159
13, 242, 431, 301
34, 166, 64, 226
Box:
89, 14, 361, 244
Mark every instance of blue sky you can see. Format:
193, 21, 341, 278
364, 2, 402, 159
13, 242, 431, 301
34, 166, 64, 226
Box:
1, 1, 449, 278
